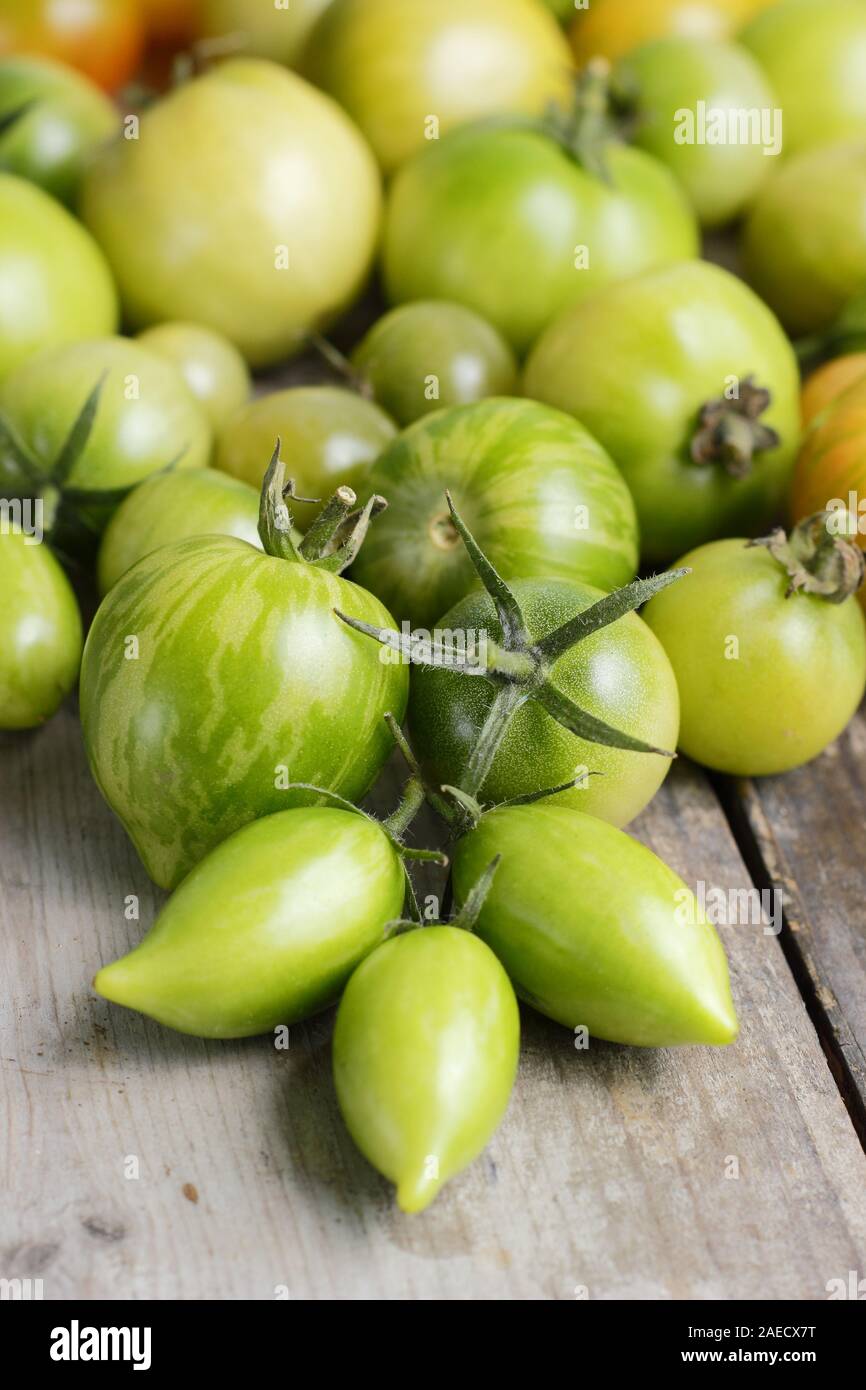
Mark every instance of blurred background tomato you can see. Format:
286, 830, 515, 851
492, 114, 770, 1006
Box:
0, 0, 144, 93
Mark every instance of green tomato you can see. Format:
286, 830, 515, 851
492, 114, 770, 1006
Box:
303, 0, 572, 174
0, 172, 117, 382
333, 925, 519, 1212
523, 260, 800, 565
0, 336, 210, 550
742, 140, 866, 338
0, 528, 82, 729
351, 301, 518, 428
409, 577, 679, 828
97, 469, 262, 594
80, 60, 382, 367
215, 386, 396, 522
0, 54, 119, 205
740, 0, 866, 160
95, 806, 405, 1038
80, 533, 409, 888
350, 398, 639, 630
452, 804, 738, 1046
136, 322, 251, 435
615, 37, 777, 228
199, 0, 333, 65
642, 535, 866, 775
382, 124, 699, 355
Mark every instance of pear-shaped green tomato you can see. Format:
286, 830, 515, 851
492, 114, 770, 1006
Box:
97, 469, 262, 594
136, 322, 251, 434
333, 926, 519, 1213
0, 529, 82, 728
94, 807, 406, 1038
452, 805, 738, 1047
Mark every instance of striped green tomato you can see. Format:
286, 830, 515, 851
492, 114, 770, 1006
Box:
80, 530, 408, 889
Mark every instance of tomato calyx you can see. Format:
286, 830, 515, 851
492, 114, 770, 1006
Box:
257, 440, 387, 573
336, 492, 686, 804
541, 58, 624, 183
750, 511, 866, 604
690, 376, 781, 479
383, 856, 501, 941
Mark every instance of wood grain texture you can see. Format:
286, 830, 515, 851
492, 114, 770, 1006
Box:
2, 707, 865, 1300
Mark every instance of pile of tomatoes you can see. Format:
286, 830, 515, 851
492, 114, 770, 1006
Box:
2, 0, 866, 1214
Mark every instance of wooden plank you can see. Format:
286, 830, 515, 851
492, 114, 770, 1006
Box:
724, 710, 866, 1141
2, 707, 865, 1299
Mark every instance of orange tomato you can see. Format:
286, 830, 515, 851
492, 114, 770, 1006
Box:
570, 0, 772, 65
0, 0, 144, 93
801, 353, 866, 428
793, 375, 866, 605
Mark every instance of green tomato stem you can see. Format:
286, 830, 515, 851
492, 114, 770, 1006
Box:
750, 512, 866, 604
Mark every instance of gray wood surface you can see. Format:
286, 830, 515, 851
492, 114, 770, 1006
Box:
3, 705, 865, 1300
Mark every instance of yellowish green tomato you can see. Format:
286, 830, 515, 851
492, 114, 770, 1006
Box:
94, 807, 406, 1038
642, 526, 866, 775
97, 469, 262, 594
452, 804, 739, 1047
0, 172, 117, 381
215, 386, 396, 525
0, 529, 82, 729
351, 301, 518, 428
333, 925, 519, 1212
199, 0, 333, 65
136, 322, 251, 435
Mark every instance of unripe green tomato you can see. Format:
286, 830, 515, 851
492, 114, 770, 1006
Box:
0, 529, 82, 729
0, 54, 119, 205
615, 37, 776, 228
136, 322, 251, 435
452, 804, 739, 1047
740, 0, 866, 160
0, 172, 117, 381
95, 807, 406, 1038
97, 469, 262, 594
199, 0, 332, 65
215, 386, 396, 524
742, 140, 866, 338
351, 301, 518, 428
408, 577, 679, 828
333, 926, 519, 1213
642, 537, 866, 775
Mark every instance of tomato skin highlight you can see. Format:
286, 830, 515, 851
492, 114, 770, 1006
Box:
643, 538, 866, 775
0, 173, 117, 383
451, 804, 739, 1047
408, 577, 679, 829
0, 529, 83, 730
95, 807, 406, 1038
333, 926, 520, 1213
523, 260, 800, 565
350, 397, 639, 631
80, 534, 409, 889
382, 124, 699, 356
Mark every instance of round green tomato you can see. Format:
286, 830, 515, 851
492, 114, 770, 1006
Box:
642, 537, 866, 775
742, 140, 866, 338
0, 528, 82, 729
409, 577, 679, 828
351, 301, 518, 428
615, 37, 776, 227
199, 0, 332, 65
523, 260, 800, 565
97, 469, 262, 594
95, 807, 405, 1038
333, 925, 519, 1213
80, 60, 382, 368
215, 386, 396, 523
350, 398, 639, 630
80, 534, 409, 888
0, 172, 117, 382
0, 54, 119, 204
452, 804, 738, 1047
0, 336, 210, 549
136, 322, 251, 435
740, 0, 866, 160
303, 0, 572, 174
382, 124, 699, 355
